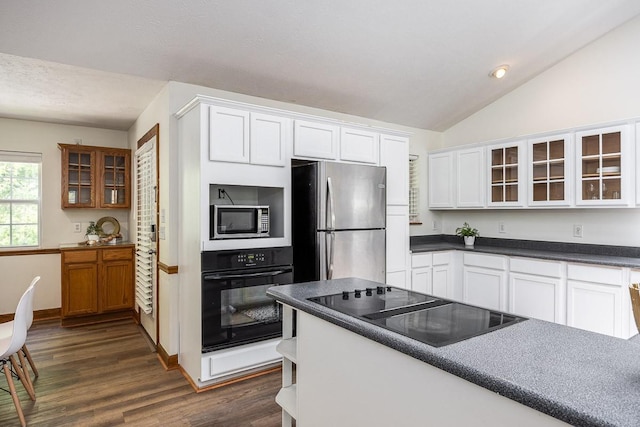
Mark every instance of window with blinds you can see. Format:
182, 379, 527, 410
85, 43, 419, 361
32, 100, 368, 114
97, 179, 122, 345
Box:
409, 154, 419, 222
135, 141, 156, 315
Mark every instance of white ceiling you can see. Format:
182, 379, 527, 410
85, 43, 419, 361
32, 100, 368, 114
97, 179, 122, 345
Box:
1, 1, 640, 132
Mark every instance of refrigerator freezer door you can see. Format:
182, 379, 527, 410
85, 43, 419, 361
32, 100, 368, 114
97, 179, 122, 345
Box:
318, 229, 386, 283
318, 162, 386, 230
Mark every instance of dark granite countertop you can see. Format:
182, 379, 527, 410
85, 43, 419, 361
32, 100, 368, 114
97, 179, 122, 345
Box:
410, 235, 640, 268
268, 277, 640, 427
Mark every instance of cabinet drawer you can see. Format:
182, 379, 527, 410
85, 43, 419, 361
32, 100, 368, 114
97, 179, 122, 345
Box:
102, 247, 133, 261
411, 253, 431, 268
567, 263, 623, 286
433, 252, 451, 266
463, 252, 506, 270
510, 257, 563, 278
63, 250, 98, 263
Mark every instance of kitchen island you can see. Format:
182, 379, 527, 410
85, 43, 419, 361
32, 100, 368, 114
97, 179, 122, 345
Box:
268, 277, 640, 427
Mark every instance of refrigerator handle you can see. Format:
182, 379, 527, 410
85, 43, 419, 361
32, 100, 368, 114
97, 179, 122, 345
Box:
327, 176, 336, 230
327, 231, 335, 279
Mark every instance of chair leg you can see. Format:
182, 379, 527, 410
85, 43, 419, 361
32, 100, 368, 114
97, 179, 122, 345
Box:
3, 362, 27, 427
9, 355, 35, 401
16, 351, 36, 400
22, 345, 38, 379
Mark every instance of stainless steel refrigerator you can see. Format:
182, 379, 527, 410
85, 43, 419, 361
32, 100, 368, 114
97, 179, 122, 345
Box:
292, 160, 386, 283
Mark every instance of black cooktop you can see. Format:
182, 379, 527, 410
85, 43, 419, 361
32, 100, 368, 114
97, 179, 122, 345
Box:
308, 286, 526, 347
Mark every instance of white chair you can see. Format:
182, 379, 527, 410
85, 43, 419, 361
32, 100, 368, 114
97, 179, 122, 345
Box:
0, 276, 40, 384
1, 284, 36, 427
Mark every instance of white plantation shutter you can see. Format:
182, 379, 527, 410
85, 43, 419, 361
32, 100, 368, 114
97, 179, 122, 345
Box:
135, 141, 156, 315
409, 154, 419, 221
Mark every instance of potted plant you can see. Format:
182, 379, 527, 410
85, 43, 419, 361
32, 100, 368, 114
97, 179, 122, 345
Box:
455, 222, 479, 247
85, 221, 102, 244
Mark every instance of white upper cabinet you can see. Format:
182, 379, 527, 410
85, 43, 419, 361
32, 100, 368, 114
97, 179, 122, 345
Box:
456, 147, 485, 208
487, 141, 526, 207
380, 134, 409, 206
208, 107, 289, 167
250, 113, 290, 167
428, 151, 455, 208
527, 134, 572, 207
340, 128, 379, 164
209, 106, 250, 164
293, 120, 339, 160
575, 125, 631, 206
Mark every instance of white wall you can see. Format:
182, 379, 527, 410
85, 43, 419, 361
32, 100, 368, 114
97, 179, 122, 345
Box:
0, 118, 129, 314
439, 14, 640, 245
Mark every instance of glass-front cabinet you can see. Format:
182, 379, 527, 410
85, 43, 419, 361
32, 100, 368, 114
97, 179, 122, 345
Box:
575, 125, 629, 206
528, 134, 571, 206
488, 141, 525, 207
63, 148, 96, 207
60, 144, 131, 209
99, 150, 129, 207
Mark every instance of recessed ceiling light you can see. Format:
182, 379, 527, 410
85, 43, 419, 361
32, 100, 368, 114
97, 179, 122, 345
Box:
490, 65, 510, 79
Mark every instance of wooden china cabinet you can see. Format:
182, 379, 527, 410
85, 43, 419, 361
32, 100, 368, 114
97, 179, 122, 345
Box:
59, 143, 134, 326
59, 144, 131, 209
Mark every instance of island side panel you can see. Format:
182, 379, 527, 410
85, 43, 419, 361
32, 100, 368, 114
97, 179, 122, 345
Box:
296, 311, 569, 427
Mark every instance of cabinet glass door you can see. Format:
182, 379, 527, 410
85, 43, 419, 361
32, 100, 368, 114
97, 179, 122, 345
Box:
102, 153, 127, 206
490, 146, 519, 203
579, 131, 621, 202
66, 150, 95, 207
531, 139, 566, 202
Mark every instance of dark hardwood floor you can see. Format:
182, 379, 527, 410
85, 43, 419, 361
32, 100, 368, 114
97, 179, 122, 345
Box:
0, 320, 283, 426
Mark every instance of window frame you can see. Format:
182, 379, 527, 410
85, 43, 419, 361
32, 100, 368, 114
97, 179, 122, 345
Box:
0, 150, 43, 249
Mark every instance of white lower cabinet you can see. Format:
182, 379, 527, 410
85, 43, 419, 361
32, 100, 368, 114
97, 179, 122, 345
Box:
462, 253, 508, 311
409, 251, 634, 340
567, 263, 625, 338
411, 251, 455, 298
432, 252, 454, 299
411, 253, 432, 294
508, 257, 565, 323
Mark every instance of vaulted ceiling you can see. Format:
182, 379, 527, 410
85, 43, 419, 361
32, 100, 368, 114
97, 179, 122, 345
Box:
1, 1, 639, 131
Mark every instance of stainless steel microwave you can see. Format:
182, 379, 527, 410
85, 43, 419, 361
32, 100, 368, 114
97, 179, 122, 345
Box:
211, 205, 270, 239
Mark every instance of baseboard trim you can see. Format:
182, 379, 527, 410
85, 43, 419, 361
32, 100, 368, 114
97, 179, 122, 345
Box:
61, 310, 136, 327
157, 343, 179, 371
0, 307, 61, 323
180, 364, 282, 394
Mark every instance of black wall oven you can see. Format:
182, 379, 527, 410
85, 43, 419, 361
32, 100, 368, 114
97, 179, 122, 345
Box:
201, 246, 293, 352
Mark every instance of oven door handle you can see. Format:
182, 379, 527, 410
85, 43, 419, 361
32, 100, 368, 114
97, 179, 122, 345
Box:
203, 269, 292, 281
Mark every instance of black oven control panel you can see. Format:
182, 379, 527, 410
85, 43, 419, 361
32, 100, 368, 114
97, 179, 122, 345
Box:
202, 246, 293, 272
236, 252, 266, 267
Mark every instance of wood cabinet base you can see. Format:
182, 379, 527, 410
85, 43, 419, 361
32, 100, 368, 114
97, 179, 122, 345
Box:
61, 309, 136, 327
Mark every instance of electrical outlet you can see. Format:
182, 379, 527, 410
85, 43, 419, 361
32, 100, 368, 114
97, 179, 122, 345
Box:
432, 220, 438, 231
574, 224, 583, 238
73, 222, 82, 233
498, 222, 506, 233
